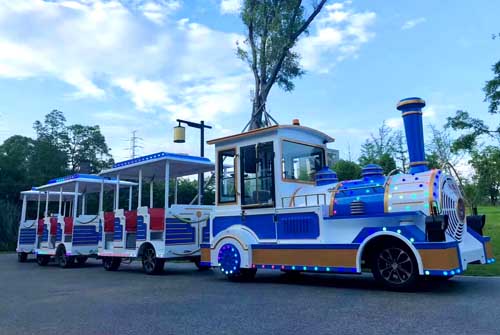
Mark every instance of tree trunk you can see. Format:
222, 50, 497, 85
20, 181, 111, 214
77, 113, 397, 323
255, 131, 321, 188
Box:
249, 92, 266, 130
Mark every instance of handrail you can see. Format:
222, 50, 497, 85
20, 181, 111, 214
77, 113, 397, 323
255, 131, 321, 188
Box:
281, 193, 327, 208
441, 161, 469, 207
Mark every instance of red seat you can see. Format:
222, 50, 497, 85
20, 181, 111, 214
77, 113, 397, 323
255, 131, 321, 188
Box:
64, 217, 73, 235
104, 212, 115, 233
125, 211, 138, 231
149, 208, 165, 231
37, 219, 45, 235
50, 218, 58, 235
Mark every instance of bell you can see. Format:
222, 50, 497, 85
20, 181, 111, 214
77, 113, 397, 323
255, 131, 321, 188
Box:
173, 125, 185, 143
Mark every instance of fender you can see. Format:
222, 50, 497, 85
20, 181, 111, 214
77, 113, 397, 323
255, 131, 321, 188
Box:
356, 231, 424, 275
212, 225, 259, 268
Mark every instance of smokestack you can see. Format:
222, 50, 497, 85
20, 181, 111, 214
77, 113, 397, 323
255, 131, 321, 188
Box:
397, 97, 428, 174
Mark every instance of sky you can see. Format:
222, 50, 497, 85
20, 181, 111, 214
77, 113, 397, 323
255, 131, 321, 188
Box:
0, 0, 499, 164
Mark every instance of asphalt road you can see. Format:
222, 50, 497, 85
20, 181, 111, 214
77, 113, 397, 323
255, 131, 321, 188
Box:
0, 253, 499, 335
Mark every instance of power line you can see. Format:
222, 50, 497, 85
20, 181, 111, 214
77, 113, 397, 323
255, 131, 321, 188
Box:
125, 130, 143, 159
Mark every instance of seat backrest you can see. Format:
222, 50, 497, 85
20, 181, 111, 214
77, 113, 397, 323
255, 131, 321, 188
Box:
37, 219, 45, 235
64, 217, 74, 234
125, 210, 138, 231
149, 208, 165, 231
104, 212, 115, 232
49, 217, 58, 235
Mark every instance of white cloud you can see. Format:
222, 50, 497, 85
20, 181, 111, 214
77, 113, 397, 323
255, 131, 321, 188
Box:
401, 17, 426, 30
220, 0, 241, 15
113, 78, 172, 111
138, 0, 181, 25
297, 1, 376, 73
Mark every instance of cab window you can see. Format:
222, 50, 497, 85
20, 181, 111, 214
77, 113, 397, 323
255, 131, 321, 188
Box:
240, 142, 275, 207
282, 140, 325, 182
218, 149, 236, 203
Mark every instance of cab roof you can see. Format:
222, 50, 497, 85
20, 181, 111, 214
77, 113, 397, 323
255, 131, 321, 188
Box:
207, 124, 335, 146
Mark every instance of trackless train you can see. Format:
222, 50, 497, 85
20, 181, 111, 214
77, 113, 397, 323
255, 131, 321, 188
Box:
16, 97, 495, 290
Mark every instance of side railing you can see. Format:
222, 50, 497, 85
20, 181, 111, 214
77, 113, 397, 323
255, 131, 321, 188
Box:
281, 193, 327, 208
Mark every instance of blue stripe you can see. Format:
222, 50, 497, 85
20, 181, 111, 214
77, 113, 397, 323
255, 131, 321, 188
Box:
324, 211, 423, 220
165, 219, 195, 245
19, 228, 36, 244
114, 218, 123, 241
251, 243, 360, 250
352, 225, 426, 244
137, 216, 147, 240
254, 264, 358, 274
413, 241, 458, 249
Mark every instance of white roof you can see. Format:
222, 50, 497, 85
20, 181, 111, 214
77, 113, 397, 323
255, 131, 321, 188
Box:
100, 152, 214, 180
36, 174, 137, 193
20, 190, 79, 201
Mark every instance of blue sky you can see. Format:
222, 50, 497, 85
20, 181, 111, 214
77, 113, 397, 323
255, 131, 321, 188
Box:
0, 0, 499, 163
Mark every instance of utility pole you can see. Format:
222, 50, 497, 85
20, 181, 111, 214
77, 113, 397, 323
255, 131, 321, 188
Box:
129, 130, 143, 159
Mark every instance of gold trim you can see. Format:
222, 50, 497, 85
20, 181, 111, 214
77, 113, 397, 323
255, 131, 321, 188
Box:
329, 182, 343, 216
384, 177, 391, 212
212, 234, 249, 251
397, 98, 426, 109
410, 161, 428, 167
419, 248, 459, 269
288, 187, 303, 207
428, 169, 439, 214
402, 111, 423, 117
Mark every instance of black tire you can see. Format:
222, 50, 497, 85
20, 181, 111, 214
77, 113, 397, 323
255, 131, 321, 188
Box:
56, 246, 75, 269
371, 242, 419, 291
17, 252, 28, 263
194, 257, 211, 271
36, 255, 50, 266
76, 256, 88, 266
103, 257, 121, 271
142, 246, 164, 275
227, 268, 257, 282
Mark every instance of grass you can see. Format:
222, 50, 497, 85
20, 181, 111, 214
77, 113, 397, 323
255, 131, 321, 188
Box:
464, 206, 500, 276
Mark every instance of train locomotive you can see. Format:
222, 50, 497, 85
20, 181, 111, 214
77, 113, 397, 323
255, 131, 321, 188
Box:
201, 97, 495, 290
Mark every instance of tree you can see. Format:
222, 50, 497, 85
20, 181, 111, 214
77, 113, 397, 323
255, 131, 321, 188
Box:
470, 146, 500, 205
237, 0, 327, 130
393, 131, 408, 173
446, 45, 500, 151
0, 136, 35, 200
359, 122, 399, 174
34, 110, 113, 173
426, 124, 458, 169
332, 160, 362, 181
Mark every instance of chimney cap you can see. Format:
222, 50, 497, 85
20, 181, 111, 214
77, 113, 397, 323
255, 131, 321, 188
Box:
397, 97, 426, 111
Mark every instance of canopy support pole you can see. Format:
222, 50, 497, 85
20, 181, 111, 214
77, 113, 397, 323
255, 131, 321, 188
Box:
99, 180, 104, 213
73, 182, 79, 220
115, 174, 120, 211
165, 161, 170, 211
21, 194, 27, 223
174, 177, 178, 205
82, 194, 86, 215
58, 187, 63, 216
138, 169, 142, 208
44, 192, 49, 218
150, 181, 154, 208
36, 193, 41, 221
128, 186, 132, 210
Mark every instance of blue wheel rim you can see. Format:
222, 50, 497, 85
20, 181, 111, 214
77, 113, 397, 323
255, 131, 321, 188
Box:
218, 243, 241, 275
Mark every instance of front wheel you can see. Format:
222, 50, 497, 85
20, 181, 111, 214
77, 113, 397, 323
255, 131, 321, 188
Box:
103, 257, 121, 271
218, 243, 256, 282
56, 246, 75, 268
371, 243, 419, 291
142, 246, 164, 275
36, 255, 50, 266
17, 252, 28, 263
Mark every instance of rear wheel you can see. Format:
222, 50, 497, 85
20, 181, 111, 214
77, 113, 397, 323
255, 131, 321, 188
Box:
36, 255, 50, 266
371, 243, 419, 291
218, 243, 256, 282
142, 246, 164, 275
103, 257, 121, 271
56, 246, 74, 268
17, 252, 28, 263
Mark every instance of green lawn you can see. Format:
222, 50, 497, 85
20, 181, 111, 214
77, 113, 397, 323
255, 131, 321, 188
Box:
464, 206, 500, 276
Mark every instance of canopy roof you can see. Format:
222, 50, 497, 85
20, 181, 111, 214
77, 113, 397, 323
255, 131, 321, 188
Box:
100, 152, 214, 180
36, 174, 137, 193
20, 190, 79, 201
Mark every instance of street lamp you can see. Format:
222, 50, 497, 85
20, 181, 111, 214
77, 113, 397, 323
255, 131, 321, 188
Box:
173, 119, 212, 204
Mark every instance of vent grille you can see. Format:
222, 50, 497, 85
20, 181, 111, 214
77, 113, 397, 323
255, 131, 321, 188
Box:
350, 200, 365, 215
440, 178, 465, 241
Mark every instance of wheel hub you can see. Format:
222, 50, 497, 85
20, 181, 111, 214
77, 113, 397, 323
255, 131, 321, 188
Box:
218, 244, 241, 275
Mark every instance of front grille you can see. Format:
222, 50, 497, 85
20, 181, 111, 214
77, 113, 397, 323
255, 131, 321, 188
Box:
440, 177, 465, 241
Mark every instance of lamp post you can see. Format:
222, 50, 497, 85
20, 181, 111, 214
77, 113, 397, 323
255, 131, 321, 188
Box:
173, 119, 212, 204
